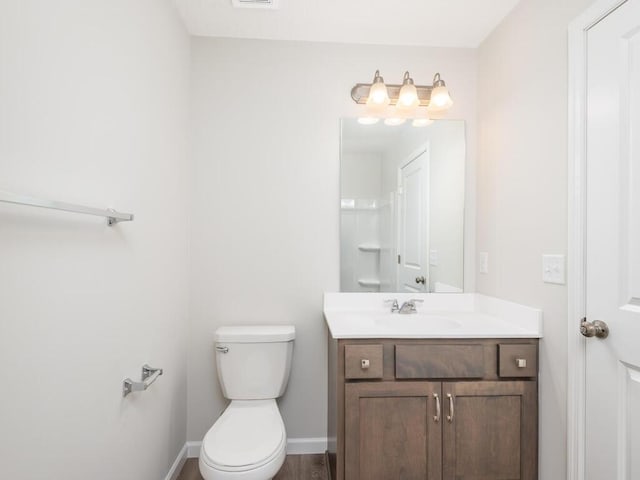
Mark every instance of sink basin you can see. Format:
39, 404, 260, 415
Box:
374, 314, 461, 331
342, 312, 462, 333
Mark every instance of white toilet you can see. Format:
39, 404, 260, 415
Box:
199, 325, 295, 480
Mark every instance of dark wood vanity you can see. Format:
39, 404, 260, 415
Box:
327, 337, 539, 480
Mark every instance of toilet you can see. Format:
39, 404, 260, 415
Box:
199, 325, 295, 480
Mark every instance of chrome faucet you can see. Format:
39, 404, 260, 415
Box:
385, 298, 424, 314
385, 298, 400, 313
399, 299, 424, 314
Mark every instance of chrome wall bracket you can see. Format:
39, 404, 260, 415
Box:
123, 364, 163, 397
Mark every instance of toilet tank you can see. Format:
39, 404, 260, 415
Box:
214, 325, 295, 400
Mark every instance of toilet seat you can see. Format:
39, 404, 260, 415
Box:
200, 399, 286, 474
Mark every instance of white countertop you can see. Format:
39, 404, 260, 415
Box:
324, 293, 543, 339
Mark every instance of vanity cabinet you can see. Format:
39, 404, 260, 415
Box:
344, 381, 442, 479
327, 338, 538, 480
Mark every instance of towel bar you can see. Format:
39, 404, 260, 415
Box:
0, 190, 133, 225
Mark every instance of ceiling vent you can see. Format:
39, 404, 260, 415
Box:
231, 0, 280, 9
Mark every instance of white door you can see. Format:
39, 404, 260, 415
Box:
397, 147, 429, 292
585, 1, 640, 478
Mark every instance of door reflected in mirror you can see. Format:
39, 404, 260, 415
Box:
340, 119, 465, 293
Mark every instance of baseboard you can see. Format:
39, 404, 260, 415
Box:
164, 443, 188, 480
286, 437, 328, 455
180, 437, 328, 461
186, 441, 202, 458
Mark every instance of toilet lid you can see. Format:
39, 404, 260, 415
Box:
202, 400, 285, 470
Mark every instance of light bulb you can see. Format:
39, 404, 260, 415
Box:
366, 70, 390, 107
398, 71, 419, 109
430, 86, 453, 108
412, 118, 433, 127
429, 73, 453, 111
358, 116, 380, 125
384, 117, 406, 126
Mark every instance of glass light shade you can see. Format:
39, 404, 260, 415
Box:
412, 117, 433, 127
398, 83, 419, 108
367, 81, 390, 107
357, 116, 380, 125
430, 85, 453, 110
384, 117, 406, 126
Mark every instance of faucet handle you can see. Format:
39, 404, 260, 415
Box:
384, 298, 400, 312
409, 298, 424, 304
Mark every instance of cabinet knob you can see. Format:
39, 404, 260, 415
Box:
516, 358, 527, 368
361, 359, 370, 369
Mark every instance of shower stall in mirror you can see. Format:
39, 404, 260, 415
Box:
340, 119, 466, 293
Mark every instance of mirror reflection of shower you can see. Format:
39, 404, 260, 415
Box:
340, 119, 465, 294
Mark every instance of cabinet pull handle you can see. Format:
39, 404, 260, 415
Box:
433, 393, 441, 422
446, 393, 454, 422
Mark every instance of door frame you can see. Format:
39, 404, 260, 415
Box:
567, 1, 629, 479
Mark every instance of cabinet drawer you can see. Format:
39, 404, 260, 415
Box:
345, 344, 384, 379
499, 344, 537, 377
395, 344, 485, 379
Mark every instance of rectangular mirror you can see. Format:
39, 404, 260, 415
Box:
340, 119, 466, 293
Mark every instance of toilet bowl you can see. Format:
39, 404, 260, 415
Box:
199, 326, 295, 480
199, 400, 287, 480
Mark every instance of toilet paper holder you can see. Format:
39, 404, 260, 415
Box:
123, 364, 163, 397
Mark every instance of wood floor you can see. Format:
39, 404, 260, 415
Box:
177, 454, 328, 480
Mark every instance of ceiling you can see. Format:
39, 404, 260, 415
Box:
174, 0, 520, 48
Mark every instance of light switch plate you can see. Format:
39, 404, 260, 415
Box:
429, 250, 439, 266
479, 252, 489, 274
543, 254, 565, 284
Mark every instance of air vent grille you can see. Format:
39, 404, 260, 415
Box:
231, 0, 280, 9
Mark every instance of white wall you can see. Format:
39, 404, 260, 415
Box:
188, 37, 477, 443
0, 2, 190, 479
476, 0, 595, 478
427, 122, 465, 292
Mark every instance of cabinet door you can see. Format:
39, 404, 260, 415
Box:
442, 381, 537, 480
345, 382, 442, 480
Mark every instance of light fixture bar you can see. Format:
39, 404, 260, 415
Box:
350, 83, 434, 107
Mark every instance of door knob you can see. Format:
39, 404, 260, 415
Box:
580, 318, 609, 339
415, 276, 426, 284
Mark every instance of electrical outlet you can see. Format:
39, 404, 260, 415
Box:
542, 254, 565, 284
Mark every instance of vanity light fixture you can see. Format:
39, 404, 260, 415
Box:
429, 73, 453, 111
412, 117, 433, 127
352, 71, 453, 126
397, 72, 420, 109
357, 116, 380, 125
366, 70, 390, 108
384, 117, 406, 126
